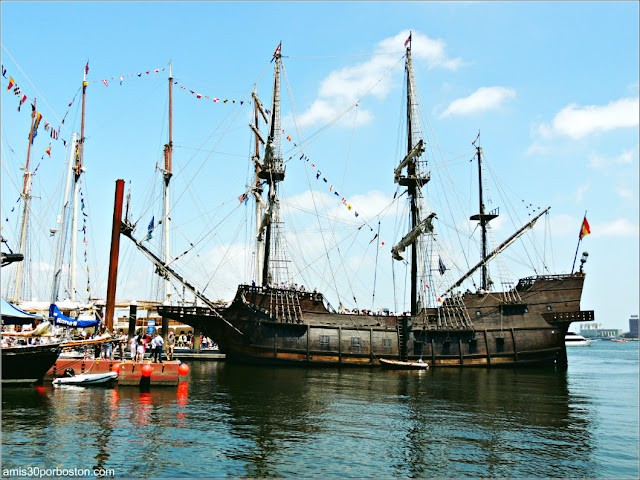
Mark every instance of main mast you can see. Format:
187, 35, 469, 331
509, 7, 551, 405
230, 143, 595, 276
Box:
392, 35, 429, 316
258, 44, 285, 287
12, 99, 37, 301
162, 61, 173, 304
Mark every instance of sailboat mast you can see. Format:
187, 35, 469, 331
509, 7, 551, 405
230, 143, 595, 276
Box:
13, 100, 37, 301
406, 41, 419, 316
51, 133, 79, 304
70, 69, 88, 301
162, 61, 173, 303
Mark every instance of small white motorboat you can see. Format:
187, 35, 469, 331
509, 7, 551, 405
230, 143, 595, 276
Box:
379, 358, 430, 370
565, 331, 592, 347
53, 370, 118, 386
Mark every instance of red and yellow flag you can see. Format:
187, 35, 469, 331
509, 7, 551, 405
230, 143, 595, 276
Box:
579, 216, 591, 240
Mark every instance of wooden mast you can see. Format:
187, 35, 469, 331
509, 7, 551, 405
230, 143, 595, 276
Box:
162, 61, 173, 303
470, 143, 498, 291
13, 99, 37, 301
259, 43, 284, 287
70, 66, 89, 301
105, 179, 125, 333
406, 39, 419, 316
253, 86, 264, 285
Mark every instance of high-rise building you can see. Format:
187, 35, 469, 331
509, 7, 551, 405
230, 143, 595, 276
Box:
629, 315, 638, 338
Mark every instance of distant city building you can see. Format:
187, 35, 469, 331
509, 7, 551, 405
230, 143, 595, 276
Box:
579, 323, 623, 338
629, 315, 638, 338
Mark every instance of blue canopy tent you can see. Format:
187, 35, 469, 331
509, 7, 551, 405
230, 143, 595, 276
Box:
49, 304, 100, 329
1, 298, 46, 325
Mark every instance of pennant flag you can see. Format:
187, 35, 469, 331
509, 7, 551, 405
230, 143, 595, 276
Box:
369, 234, 378, 244
404, 34, 411, 48
7, 76, 14, 91
147, 216, 155, 240
1, 65, 6, 78
102, 79, 108, 87
18, 94, 27, 111
330, 185, 333, 192
438, 257, 447, 275
44, 122, 50, 132
46, 142, 51, 157
273, 43, 281, 56
30, 112, 43, 144
355, 212, 359, 217
579, 216, 591, 240
316, 171, 321, 179
238, 193, 248, 203
85, 60, 90, 75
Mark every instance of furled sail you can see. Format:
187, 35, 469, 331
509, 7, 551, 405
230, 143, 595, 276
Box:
391, 212, 436, 261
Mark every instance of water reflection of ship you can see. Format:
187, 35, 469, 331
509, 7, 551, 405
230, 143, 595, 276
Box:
390, 368, 595, 478
212, 363, 595, 478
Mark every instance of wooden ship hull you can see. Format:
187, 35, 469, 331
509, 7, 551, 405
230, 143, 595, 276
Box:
159, 273, 594, 369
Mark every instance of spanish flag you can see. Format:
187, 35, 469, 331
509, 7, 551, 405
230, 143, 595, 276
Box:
579, 216, 591, 240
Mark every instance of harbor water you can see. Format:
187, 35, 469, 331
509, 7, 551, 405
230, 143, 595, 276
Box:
2, 341, 638, 478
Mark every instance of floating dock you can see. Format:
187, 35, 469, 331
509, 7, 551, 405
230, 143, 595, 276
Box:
45, 358, 188, 386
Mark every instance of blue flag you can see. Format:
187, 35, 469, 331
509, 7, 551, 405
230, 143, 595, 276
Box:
438, 257, 447, 275
147, 216, 154, 240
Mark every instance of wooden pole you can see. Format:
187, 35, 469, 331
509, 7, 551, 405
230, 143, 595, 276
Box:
105, 179, 125, 332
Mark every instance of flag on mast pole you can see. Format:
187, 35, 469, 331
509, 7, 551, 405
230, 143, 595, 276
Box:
579, 216, 591, 240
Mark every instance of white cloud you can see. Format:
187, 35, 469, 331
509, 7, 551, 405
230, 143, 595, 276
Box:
535, 97, 639, 140
440, 87, 516, 118
597, 218, 639, 237
297, 30, 464, 128
588, 149, 635, 169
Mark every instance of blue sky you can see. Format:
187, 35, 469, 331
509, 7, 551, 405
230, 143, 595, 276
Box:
1, 1, 638, 330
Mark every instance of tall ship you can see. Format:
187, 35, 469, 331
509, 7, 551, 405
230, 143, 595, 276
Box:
123, 38, 593, 368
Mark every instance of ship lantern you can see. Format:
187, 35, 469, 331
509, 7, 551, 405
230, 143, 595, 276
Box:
579, 251, 589, 273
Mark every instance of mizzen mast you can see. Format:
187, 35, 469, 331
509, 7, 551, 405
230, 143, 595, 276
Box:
470, 144, 498, 291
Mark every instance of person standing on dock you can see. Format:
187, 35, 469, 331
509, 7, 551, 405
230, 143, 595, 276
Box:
152, 333, 164, 363
129, 333, 138, 360
167, 331, 175, 361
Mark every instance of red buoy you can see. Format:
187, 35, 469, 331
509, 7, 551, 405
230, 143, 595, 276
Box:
141, 364, 153, 377
178, 363, 190, 376
112, 363, 120, 374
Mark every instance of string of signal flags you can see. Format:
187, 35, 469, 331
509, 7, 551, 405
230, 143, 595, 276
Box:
2, 60, 246, 160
